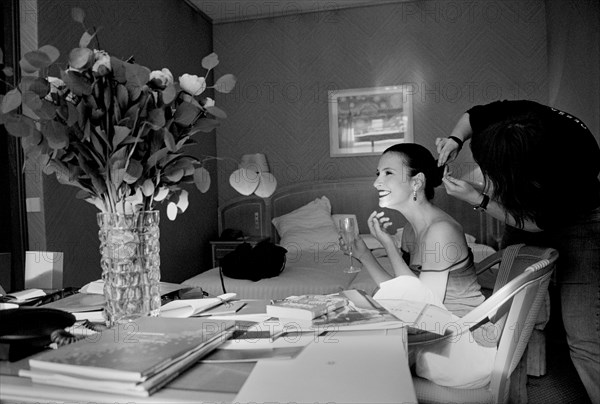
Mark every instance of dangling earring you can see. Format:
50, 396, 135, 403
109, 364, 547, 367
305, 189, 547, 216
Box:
413, 190, 417, 201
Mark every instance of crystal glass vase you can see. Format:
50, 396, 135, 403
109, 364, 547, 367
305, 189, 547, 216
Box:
97, 211, 161, 326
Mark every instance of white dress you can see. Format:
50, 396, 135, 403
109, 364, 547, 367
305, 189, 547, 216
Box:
374, 276, 497, 389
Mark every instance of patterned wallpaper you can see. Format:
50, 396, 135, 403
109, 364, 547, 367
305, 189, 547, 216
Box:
213, 0, 548, 205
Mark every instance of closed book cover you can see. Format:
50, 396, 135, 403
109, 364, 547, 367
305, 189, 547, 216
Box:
28, 317, 235, 383
266, 294, 349, 321
20, 330, 229, 397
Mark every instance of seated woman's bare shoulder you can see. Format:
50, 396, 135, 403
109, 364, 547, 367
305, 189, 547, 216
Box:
421, 217, 470, 268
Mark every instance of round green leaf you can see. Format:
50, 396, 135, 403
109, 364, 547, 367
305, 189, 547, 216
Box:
38, 45, 60, 64
166, 201, 178, 220
125, 63, 150, 87
154, 187, 169, 201
201, 53, 219, 70
112, 125, 131, 148
67, 102, 79, 126
68, 48, 94, 70
19, 57, 38, 74
111, 57, 127, 83
71, 7, 85, 23
43, 121, 69, 149
205, 106, 227, 119
188, 118, 220, 135
1, 88, 22, 114
177, 189, 189, 213
148, 108, 166, 129
124, 160, 143, 184
4, 114, 39, 138
61, 70, 92, 96
194, 167, 211, 193
22, 50, 52, 71
162, 84, 177, 105
214, 74, 237, 93
19, 77, 50, 97
165, 168, 184, 183
174, 102, 200, 127
34, 100, 58, 120
79, 31, 95, 48
116, 84, 129, 111
164, 129, 176, 151
21, 91, 42, 111
142, 179, 155, 197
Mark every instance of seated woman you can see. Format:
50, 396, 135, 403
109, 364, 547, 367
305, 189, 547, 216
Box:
342, 143, 496, 388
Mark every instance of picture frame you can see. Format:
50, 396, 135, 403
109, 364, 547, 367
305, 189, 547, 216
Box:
328, 85, 413, 157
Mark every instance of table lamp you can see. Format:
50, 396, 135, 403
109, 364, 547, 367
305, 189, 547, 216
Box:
229, 153, 277, 198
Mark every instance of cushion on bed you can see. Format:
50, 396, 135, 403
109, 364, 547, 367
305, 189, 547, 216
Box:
272, 196, 339, 251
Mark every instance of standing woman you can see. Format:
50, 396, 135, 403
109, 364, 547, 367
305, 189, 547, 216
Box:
437, 99, 600, 402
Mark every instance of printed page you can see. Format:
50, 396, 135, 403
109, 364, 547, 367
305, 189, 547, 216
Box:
376, 299, 455, 335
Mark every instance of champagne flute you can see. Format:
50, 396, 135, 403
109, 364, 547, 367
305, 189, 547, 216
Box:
339, 218, 360, 273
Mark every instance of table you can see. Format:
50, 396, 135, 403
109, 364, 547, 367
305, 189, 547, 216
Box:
0, 325, 416, 403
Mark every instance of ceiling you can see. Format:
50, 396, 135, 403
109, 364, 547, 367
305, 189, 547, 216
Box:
186, 0, 405, 24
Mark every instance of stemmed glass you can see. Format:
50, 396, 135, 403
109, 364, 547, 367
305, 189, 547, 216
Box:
339, 218, 361, 273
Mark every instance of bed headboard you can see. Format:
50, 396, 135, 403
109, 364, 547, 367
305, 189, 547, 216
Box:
219, 177, 497, 244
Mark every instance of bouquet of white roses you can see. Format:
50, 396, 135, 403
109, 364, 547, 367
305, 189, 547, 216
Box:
0, 7, 236, 220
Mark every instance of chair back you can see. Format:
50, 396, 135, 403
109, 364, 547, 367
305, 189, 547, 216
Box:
461, 244, 559, 403
413, 244, 558, 404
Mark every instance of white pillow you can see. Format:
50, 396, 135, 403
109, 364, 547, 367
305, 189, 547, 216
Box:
272, 196, 339, 250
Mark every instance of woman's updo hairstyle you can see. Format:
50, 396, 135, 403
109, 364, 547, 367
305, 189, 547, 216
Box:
383, 143, 445, 200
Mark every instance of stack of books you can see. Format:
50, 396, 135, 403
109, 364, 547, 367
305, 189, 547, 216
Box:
20, 317, 235, 397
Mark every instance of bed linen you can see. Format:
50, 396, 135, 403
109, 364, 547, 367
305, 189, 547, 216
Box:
183, 249, 363, 299
182, 242, 495, 300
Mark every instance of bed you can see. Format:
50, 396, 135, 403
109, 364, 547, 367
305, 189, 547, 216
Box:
183, 177, 497, 299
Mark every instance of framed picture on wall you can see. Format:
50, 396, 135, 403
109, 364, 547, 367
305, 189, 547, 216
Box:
328, 85, 413, 157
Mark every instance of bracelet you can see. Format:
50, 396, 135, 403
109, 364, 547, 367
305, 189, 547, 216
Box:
473, 193, 490, 212
447, 136, 464, 149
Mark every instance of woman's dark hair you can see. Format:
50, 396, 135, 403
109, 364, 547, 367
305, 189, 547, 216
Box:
383, 143, 444, 200
470, 113, 544, 228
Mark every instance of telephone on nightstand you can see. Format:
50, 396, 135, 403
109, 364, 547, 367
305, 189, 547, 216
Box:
0, 307, 75, 361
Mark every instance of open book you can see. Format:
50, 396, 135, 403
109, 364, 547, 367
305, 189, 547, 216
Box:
159, 293, 237, 318
266, 294, 349, 321
261, 290, 403, 333
375, 298, 455, 336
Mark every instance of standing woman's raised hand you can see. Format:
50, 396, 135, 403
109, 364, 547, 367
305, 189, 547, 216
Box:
435, 137, 462, 166
442, 174, 480, 204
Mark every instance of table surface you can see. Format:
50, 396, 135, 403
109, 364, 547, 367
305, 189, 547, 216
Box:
0, 300, 418, 404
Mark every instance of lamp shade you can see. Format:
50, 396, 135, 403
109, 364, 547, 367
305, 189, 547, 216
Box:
229, 153, 277, 198
240, 153, 269, 173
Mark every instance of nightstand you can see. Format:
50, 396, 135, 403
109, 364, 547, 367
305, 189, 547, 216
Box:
209, 236, 269, 268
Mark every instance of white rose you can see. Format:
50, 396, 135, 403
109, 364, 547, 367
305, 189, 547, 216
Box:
179, 74, 206, 96
203, 97, 215, 107
149, 68, 174, 88
92, 50, 111, 76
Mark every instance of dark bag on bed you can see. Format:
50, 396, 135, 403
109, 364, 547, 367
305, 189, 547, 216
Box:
221, 240, 287, 282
